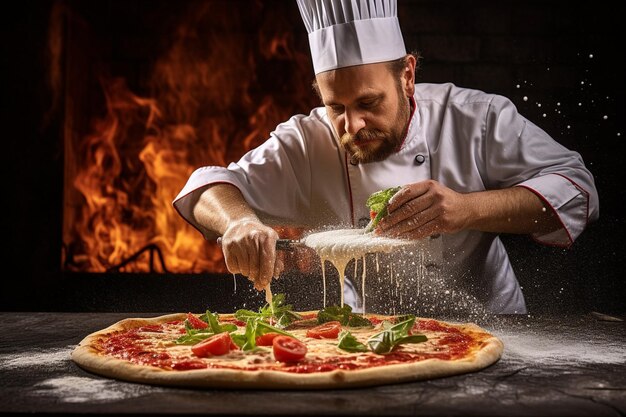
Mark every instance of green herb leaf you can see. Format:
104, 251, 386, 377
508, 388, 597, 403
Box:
367, 316, 427, 354
337, 330, 369, 353
234, 309, 262, 322
175, 329, 214, 345
176, 311, 237, 345
365, 186, 401, 232
201, 311, 237, 334
230, 333, 249, 349
318, 305, 372, 327
234, 293, 302, 328
233, 318, 298, 351
255, 321, 295, 338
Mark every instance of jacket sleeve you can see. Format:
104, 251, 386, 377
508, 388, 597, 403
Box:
484, 95, 599, 247
172, 114, 316, 237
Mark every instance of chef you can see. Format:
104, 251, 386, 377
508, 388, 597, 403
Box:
173, 0, 599, 314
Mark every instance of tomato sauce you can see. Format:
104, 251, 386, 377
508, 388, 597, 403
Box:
97, 318, 476, 373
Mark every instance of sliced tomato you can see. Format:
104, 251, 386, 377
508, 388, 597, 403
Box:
256, 332, 281, 346
191, 332, 232, 357
272, 336, 307, 362
306, 321, 342, 339
369, 210, 377, 220
186, 312, 208, 329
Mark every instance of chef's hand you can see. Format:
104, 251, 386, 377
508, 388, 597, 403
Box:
375, 180, 469, 239
220, 219, 284, 291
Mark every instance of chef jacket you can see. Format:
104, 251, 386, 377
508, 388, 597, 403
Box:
174, 83, 599, 314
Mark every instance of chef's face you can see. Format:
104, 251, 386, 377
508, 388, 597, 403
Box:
315, 55, 416, 164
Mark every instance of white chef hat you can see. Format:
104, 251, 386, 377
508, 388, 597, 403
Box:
296, 0, 406, 74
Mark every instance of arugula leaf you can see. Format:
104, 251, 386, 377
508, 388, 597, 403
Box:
261, 293, 303, 327
234, 293, 302, 328
367, 316, 427, 354
231, 318, 298, 351
202, 311, 237, 333
176, 299, 299, 349
318, 305, 372, 327
235, 319, 259, 351
337, 330, 369, 353
234, 309, 262, 322
365, 186, 401, 232
175, 329, 214, 345
175, 311, 236, 345
255, 321, 295, 338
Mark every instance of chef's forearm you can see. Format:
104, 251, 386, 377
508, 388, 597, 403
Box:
191, 183, 261, 237
463, 187, 560, 235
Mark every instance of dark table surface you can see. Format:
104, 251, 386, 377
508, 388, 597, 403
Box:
0, 312, 624, 416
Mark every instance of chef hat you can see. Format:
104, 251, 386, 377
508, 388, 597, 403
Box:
296, 0, 406, 74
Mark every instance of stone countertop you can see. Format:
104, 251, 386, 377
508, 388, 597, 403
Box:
0, 312, 624, 416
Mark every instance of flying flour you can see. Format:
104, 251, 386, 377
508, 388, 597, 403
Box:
302, 228, 419, 312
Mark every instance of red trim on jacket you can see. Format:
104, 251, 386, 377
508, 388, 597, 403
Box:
396, 96, 417, 152
516, 171, 593, 249
343, 152, 355, 227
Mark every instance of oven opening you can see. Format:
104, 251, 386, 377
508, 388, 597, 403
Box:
57, 1, 316, 276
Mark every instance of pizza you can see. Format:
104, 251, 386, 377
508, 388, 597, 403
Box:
71, 296, 503, 389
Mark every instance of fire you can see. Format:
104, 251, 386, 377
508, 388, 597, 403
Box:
62, 2, 316, 273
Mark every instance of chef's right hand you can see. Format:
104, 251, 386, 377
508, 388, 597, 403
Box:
220, 220, 283, 291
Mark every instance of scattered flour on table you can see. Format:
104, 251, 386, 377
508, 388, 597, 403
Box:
0, 346, 73, 369
33, 376, 164, 403
495, 330, 626, 365
0, 347, 165, 403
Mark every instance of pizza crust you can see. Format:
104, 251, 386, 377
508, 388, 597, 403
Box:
71, 313, 503, 389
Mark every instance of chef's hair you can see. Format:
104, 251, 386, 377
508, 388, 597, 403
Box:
311, 51, 421, 101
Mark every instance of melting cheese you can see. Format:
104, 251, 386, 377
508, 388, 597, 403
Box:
303, 229, 414, 313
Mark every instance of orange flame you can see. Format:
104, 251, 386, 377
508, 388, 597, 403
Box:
63, 2, 316, 273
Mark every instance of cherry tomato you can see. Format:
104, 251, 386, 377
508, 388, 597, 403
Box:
186, 313, 208, 329
191, 332, 233, 357
272, 336, 307, 362
306, 321, 342, 339
369, 210, 377, 220
256, 332, 281, 346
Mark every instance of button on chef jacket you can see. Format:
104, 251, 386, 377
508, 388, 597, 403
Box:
174, 83, 599, 314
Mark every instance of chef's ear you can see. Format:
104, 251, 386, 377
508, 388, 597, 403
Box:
402, 55, 416, 97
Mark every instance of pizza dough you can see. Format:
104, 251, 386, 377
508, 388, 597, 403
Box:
71, 312, 503, 389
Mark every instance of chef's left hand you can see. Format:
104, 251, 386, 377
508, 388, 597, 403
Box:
375, 180, 469, 239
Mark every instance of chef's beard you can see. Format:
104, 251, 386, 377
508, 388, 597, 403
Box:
341, 94, 411, 164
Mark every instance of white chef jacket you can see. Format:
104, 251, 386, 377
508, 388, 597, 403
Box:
174, 83, 599, 314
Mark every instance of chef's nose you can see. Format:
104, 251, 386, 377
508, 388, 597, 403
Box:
344, 109, 366, 136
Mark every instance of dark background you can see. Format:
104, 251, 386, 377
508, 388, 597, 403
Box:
2, 1, 624, 315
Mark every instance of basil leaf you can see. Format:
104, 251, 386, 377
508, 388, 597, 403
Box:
394, 334, 428, 345
388, 315, 416, 334
318, 305, 372, 327
367, 329, 395, 354
337, 330, 368, 353
395, 314, 416, 324
367, 316, 427, 354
